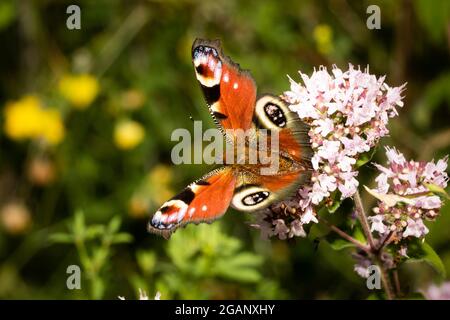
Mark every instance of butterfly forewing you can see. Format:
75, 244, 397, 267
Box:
192, 39, 256, 133
148, 167, 236, 238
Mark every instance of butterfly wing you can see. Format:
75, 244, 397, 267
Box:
192, 39, 256, 133
191, 40, 311, 163
148, 167, 236, 238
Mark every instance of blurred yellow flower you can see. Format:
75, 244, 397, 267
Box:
313, 24, 334, 55
3, 95, 65, 145
0, 202, 32, 235
4, 96, 43, 140
128, 195, 150, 218
59, 73, 99, 109
114, 119, 145, 150
40, 109, 65, 145
149, 164, 172, 186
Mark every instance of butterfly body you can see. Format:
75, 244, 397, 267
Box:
148, 39, 311, 238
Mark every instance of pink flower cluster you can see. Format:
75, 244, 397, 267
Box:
284, 65, 406, 207
251, 65, 406, 240
368, 147, 448, 240
423, 282, 450, 300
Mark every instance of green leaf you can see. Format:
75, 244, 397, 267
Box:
73, 210, 86, 238
215, 253, 263, 283
111, 232, 133, 244
413, 0, 450, 44
411, 72, 450, 129
308, 219, 331, 239
92, 247, 109, 269
323, 191, 342, 214
366, 292, 381, 300
49, 233, 74, 243
221, 268, 262, 283
425, 183, 450, 200
329, 239, 356, 251
353, 227, 366, 243
225, 252, 263, 268
327, 199, 342, 214
326, 226, 365, 251
215, 262, 262, 283
407, 240, 446, 278
421, 242, 446, 278
356, 147, 377, 168
85, 225, 105, 240
91, 277, 105, 300
107, 216, 122, 234
136, 251, 156, 274
0, 0, 16, 31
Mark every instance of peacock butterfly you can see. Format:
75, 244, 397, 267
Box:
148, 38, 312, 239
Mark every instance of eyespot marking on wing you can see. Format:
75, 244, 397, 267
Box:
192, 45, 222, 88
242, 191, 270, 206
231, 184, 275, 212
254, 95, 293, 130
264, 103, 287, 127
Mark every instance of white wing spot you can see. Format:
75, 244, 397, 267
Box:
233, 82, 239, 89
223, 73, 229, 83
189, 207, 196, 217
202, 205, 207, 212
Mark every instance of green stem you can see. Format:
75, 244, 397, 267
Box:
354, 190, 395, 300
393, 269, 402, 297
319, 217, 371, 253
354, 191, 376, 249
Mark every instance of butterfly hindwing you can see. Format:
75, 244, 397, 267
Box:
231, 167, 310, 212
148, 167, 237, 238
254, 94, 312, 163
192, 39, 257, 133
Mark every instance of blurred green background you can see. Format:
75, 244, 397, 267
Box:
0, 0, 449, 299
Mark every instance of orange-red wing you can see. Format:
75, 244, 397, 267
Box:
278, 128, 305, 163
258, 170, 304, 193
148, 167, 236, 238
192, 39, 256, 132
